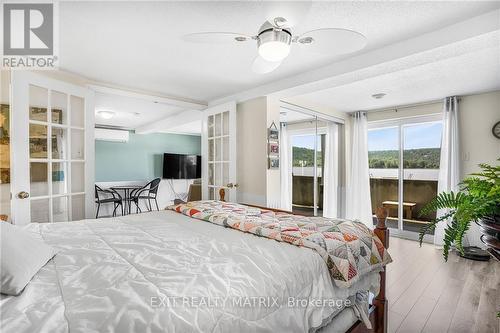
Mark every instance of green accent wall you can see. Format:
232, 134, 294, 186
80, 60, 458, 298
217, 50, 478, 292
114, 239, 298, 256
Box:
95, 132, 201, 182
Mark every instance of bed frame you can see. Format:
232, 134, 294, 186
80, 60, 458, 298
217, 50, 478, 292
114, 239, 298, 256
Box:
219, 189, 389, 333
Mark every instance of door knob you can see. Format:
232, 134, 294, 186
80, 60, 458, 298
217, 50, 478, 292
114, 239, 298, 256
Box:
17, 191, 30, 199
226, 183, 239, 188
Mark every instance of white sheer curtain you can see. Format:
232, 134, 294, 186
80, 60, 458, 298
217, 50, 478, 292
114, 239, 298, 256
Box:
346, 112, 373, 227
323, 122, 339, 218
434, 96, 460, 246
280, 123, 292, 211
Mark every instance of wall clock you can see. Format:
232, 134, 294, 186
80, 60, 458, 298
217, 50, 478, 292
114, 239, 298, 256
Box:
493, 121, 500, 139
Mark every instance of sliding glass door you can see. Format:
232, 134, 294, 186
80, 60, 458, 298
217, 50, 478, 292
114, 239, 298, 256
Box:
368, 115, 442, 240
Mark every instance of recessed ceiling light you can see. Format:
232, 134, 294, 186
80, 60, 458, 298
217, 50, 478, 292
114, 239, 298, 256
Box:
372, 93, 386, 99
97, 111, 115, 119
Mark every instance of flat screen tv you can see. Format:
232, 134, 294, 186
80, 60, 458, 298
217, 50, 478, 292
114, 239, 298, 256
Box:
163, 153, 201, 179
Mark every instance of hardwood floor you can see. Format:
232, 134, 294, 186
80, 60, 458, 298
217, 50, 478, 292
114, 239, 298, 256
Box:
386, 237, 500, 333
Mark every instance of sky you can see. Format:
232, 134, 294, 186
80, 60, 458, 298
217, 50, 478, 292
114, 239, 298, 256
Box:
290, 122, 442, 151
292, 135, 322, 150
368, 122, 442, 151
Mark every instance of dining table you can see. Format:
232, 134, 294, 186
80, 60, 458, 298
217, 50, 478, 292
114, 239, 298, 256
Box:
110, 184, 144, 215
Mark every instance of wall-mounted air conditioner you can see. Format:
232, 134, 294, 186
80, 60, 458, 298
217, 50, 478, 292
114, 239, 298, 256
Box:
95, 128, 130, 143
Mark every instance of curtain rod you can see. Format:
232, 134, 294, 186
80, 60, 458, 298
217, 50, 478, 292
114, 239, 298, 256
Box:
359, 97, 462, 114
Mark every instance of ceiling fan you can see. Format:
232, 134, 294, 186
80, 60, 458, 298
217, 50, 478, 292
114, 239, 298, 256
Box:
183, 16, 367, 74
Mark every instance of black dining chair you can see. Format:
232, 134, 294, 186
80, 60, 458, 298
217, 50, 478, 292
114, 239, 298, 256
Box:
131, 178, 161, 213
95, 185, 123, 218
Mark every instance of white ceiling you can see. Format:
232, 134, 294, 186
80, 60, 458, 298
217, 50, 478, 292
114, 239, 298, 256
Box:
94, 92, 183, 128
159, 120, 202, 136
59, 1, 500, 103
291, 42, 500, 112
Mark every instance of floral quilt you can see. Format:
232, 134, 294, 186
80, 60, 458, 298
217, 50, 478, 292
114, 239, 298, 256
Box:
168, 200, 392, 288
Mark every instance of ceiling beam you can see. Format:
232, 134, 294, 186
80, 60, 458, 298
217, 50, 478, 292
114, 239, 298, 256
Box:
208, 9, 500, 105
89, 84, 207, 110
135, 109, 203, 134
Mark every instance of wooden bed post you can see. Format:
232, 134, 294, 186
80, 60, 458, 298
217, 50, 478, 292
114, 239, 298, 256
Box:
219, 188, 225, 202
373, 207, 389, 333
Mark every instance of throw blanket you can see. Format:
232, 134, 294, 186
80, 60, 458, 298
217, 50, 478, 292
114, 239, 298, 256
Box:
169, 201, 392, 288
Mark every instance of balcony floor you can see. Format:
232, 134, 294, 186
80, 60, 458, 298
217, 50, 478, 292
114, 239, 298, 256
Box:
387, 237, 499, 333
292, 205, 323, 217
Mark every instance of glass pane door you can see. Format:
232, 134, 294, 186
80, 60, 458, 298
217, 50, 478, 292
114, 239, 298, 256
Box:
0, 71, 11, 223
28, 85, 85, 223
402, 122, 442, 233
204, 102, 236, 202
368, 127, 400, 229
11, 71, 91, 224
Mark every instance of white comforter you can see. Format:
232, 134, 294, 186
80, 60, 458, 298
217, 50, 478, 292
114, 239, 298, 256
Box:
0, 210, 380, 333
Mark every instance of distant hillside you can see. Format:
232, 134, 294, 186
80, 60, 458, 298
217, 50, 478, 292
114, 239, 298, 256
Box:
292, 147, 322, 167
369, 148, 440, 169
292, 147, 440, 169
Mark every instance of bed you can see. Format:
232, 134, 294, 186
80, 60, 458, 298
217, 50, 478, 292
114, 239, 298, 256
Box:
0, 200, 390, 333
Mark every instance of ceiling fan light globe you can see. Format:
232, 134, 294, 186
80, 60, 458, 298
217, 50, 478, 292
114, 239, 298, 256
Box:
258, 41, 290, 62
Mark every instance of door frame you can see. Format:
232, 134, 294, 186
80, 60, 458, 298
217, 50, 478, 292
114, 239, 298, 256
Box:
10, 71, 95, 224
201, 101, 237, 201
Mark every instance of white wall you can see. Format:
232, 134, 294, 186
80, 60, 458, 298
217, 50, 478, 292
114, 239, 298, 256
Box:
459, 91, 500, 247
266, 96, 281, 208
459, 91, 500, 177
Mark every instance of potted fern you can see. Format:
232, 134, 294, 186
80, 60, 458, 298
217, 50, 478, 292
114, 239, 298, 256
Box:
418, 160, 500, 261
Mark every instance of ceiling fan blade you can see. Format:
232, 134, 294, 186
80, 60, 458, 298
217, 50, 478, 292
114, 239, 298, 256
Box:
252, 56, 281, 74
183, 32, 253, 44
297, 28, 367, 55
263, 1, 312, 28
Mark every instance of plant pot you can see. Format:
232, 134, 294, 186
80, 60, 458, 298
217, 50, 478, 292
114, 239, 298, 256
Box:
476, 214, 500, 261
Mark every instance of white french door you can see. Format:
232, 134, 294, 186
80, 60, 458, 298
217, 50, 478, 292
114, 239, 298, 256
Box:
201, 102, 237, 202
10, 71, 94, 225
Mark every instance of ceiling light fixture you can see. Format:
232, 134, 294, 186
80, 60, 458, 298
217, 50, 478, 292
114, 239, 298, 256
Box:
257, 28, 292, 62
97, 111, 115, 119
372, 93, 386, 99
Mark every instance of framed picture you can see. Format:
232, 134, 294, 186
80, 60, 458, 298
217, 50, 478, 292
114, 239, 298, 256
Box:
268, 157, 279, 169
268, 128, 279, 141
269, 142, 279, 154
268, 121, 279, 141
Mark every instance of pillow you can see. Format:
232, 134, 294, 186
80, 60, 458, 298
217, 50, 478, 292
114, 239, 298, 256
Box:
1, 223, 56, 295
